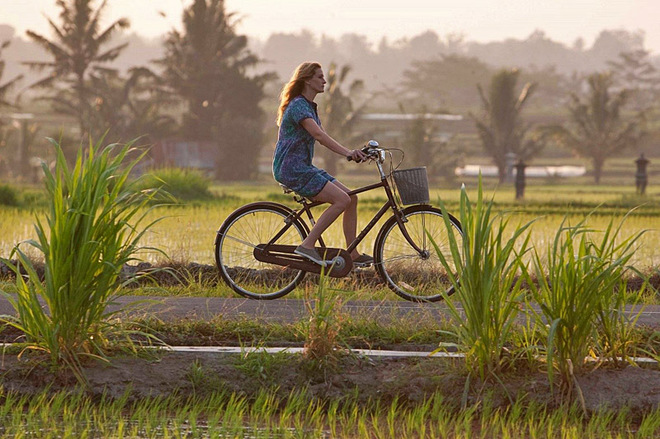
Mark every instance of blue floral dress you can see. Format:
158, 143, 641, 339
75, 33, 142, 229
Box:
272, 95, 335, 197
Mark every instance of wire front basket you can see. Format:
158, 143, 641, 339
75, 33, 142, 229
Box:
393, 167, 429, 205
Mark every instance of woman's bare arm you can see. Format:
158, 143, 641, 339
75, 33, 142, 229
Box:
301, 118, 366, 161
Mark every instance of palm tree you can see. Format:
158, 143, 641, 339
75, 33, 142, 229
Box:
403, 111, 461, 182
319, 62, 366, 176
87, 67, 176, 145
553, 72, 645, 184
0, 39, 24, 176
471, 69, 545, 183
156, 0, 271, 180
607, 49, 660, 110
0, 40, 22, 109
23, 0, 129, 137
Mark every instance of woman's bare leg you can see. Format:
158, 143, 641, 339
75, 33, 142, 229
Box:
300, 181, 350, 250
331, 180, 361, 259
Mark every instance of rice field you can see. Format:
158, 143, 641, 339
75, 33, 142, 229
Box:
1, 178, 660, 438
2, 181, 659, 269
1, 389, 659, 438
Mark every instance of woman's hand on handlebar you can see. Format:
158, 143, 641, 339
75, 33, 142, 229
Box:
347, 148, 368, 162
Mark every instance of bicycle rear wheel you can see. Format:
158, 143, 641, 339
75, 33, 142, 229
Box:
374, 205, 462, 302
215, 202, 307, 299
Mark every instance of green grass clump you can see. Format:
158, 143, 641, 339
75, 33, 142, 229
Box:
302, 269, 344, 365
136, 167, 214, 202
434, 177, 533, 382
0, 137, 163, 381
529, 215, 648, 396
0, 183, 19, 206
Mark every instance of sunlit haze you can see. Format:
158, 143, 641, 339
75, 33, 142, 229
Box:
2, 0, 659, 54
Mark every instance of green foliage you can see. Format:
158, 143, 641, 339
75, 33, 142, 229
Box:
0, 39, 22, 108
135, 167, 214, 202
302, 269, 344, 365
23, 0, 130, 136
433, 177, 534, 381
404, 113, 461, 182
0, 388, 657, 437
216, 110, 267, 180
129, 313, 449, 349
471, 69, 547, 182
401, 54, 492, 110
528, 215, 646, 394
0, 137, 163, 381
234, 347, 291, 384
551, 72, 646, 184
0, 183, 19, 206
187, 359, 224, 394
87, 67, 176, 143
156, 0, 271, 180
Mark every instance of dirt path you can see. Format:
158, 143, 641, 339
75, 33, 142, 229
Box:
1, 295, 659, 328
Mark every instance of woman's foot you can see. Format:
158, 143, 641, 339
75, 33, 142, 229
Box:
294, 245, 329, 267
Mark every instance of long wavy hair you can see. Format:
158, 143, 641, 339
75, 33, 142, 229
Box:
276, 62, 321, 126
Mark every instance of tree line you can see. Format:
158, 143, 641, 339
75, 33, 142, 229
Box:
0, 0, 267, 181
470, 68, 648, 184
0, 0, 657, 183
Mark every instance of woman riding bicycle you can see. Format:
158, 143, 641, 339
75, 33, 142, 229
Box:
273, 61, 373, 267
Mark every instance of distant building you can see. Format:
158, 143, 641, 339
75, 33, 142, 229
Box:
456, 164, 586, 178
357, 113, 467, 143
149, 139, 216, 172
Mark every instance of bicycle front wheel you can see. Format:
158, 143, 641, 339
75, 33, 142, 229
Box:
374, 205, 462, 302
215, 202, 308, 299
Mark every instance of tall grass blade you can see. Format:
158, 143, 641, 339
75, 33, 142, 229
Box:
0, 136, 164, 381
432, 176, 534, 381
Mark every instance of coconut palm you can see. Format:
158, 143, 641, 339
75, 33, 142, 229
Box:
471, 69, 545, 183
156, 0, 271, 180
553, 72, 645, 184
23, 0, 129, 137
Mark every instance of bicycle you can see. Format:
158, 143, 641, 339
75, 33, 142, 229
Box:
214, 140, 463, 302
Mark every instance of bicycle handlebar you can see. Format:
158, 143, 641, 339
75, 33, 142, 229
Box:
347, 140, 382, 163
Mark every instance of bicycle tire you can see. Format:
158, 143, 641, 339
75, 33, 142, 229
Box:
374, 205, 462, 302
215, 202, 308, 299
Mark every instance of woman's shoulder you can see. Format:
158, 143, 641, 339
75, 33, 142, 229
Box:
288, 95, 309, 109
285, 95, 316, 121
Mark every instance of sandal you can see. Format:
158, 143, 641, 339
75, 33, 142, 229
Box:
294, 245, 329, 267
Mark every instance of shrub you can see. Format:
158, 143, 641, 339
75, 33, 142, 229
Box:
0, 137, 163, 382
0, 183, 19, 206
136, 167, 214, 202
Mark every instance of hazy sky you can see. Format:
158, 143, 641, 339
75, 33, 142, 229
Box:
3, 0, 659, 54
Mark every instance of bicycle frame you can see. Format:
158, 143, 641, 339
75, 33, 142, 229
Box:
265, 152, 426, 257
